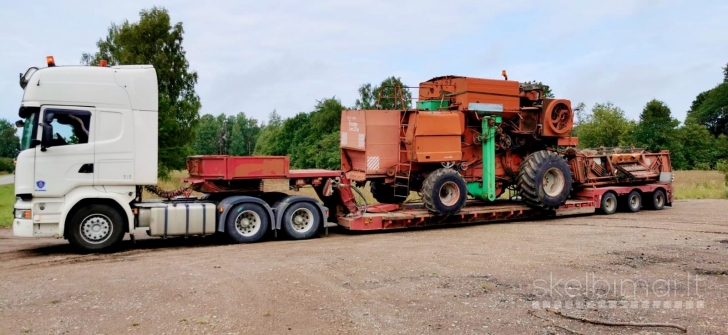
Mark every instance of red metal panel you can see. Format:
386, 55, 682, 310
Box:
225, 156, 289, 179
187, 155, 290, 180
289, 169, 342, 178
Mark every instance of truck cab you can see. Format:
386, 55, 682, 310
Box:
13, 57, 159, 250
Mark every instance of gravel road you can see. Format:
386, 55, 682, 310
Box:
0, 174, 14, 185
1, 199, 726, 334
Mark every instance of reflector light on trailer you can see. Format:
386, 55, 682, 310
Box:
99, 59, 107, 67
46, 56, 55, 67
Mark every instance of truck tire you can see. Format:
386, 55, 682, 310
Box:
281, 201, 321, 240
67, 204, 125, 253
623, 190, 642, 212
421, 168, 467, 215
648, 189, 666, 210
370, 181, 404, 204
517, 150, 572, 210
225, 202, 270, 243
599, 192, 618, 215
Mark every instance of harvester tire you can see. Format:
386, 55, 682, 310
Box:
516, 150, 572, 210
421, 168, 467, 216
370, 181, 405, 204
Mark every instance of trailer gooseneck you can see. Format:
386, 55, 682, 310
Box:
11, 58, 674, 252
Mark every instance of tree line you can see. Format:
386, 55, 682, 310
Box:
1, 6, 727, 177
572, 63, 728, 170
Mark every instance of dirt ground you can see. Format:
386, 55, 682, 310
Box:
1, 200, 727, 335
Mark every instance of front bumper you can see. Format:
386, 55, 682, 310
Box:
12, 218, 34, 237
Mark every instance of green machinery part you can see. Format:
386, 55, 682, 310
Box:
466, 115, 501, 201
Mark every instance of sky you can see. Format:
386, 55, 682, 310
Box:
1, 0, 727, 127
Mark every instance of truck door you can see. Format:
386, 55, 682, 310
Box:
34, 106, 95, 197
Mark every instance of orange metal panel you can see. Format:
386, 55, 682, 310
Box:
557, 137, 579, 146
340, 109, 401, 175
340, 110, 366, 151
363, 110, 401, 175
407, 112, 462, 162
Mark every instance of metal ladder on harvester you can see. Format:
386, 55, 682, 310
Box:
393, 112, 412, 200
376, 84, 413, 200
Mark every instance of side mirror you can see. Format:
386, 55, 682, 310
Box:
15, 120, 24, 128
41, 123, 53, 152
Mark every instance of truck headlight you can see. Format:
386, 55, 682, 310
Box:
14, 209, 31, 219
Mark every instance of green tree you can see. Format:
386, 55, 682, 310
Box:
689, 83, 728, 137
253, 110, 285, 156
355, 76, 413, 110
228, 112, 261, 156
674, 119, 718, 170
81, 7, 201, 174
573, 102, 635, 148
191, 114, 222, 155
631, 99, 680, 152
0, 119, 20, 158
522, 80, 554, 98
289, 98, 345, 169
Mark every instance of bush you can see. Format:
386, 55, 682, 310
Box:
0, 158, 14, 174
717, 159, 728, 173
694, 162, 711, 170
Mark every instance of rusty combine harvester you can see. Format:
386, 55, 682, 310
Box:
339, 74, 673, 215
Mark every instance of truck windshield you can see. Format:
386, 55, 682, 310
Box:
19, 112, 37, 151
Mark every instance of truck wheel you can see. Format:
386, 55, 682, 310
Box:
225, 203, 270, 243
370, 181, 405, 204
648, 189, 666, 210
599, 192, 618, 215
422, 168, 467, 215
623, 190, 642, 212
517, 150, 572, 210
67, 204, 125, 253
282, 201, 321, 240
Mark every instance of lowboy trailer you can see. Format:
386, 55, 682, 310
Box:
11, 58, 673, 252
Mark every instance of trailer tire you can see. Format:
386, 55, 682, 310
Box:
225, 203, 270, 243
648, 189, 666, 210
281, 201, 321, 240
422, 168, 467, 215
370, 181, 405, 204
599, 192, 618, 215
623, 190, 642, 212
517, 150, 572, 210
67, 204, 125, 253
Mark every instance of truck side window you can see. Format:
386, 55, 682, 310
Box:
45, 110, 92, 146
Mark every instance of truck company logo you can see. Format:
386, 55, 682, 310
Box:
35, 180, 46, 191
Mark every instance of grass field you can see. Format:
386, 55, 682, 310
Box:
0, 184, 14, 228
0, 170, 725, 229
673, 170, 728, 200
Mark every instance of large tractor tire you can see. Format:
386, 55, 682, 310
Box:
516, 150, 573, 210
370, 181, 405, 204
421, 168, 468, 215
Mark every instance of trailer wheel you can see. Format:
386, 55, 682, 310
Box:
422, 168, 467, 215
648, 189, 665, 210
370, 181, 405, 204
67, 204, 125, 253
282, 201, 321, 240
517, 150, 572, 210
623, 190, 642, 212
599, 192, 618, 215
225, 203, 269, 243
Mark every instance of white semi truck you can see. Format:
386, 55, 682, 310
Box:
11, 57, 332, 252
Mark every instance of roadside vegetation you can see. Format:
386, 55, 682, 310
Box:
0, 185, 14, 228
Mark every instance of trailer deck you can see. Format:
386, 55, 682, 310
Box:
337, 199, 596, 230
